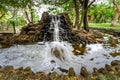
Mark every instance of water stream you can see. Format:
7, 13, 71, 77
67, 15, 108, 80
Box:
0, 15, 120, 75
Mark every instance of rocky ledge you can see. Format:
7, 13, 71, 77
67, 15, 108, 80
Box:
0, 60, 120, 80
0, 12, 107, 48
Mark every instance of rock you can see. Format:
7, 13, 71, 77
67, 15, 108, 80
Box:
49, 72, 59, 80
109, 36, 119, 47
72, 44, 86, 55
93, 30, 103, 38
16, 67, 23, 71
4, 66, 14, 70
60, 13, 73, 28
35, 72, 49, 80
24, 67, 32, 72
15, 67, 24, 74
93, 68, 99, 75
105, 64, 112, 71
27, 31, 35, 35
110, 52, 120, 57
80, 66, 90, 77
0, 65, 2, 68
115, 66, 120, 72
41, 12, 49, 22
68, 67, 76, 76
15, 35, 35, 44
23, 67, 33, 76
27, 27, 36, 31
50, 60, 55, 63
98, 68, 107, 74
27, 22, 34, 27
111, 60, 120, 66
96, 38, 103, 43
58, 68, 68, 73
74, 29, 103, 43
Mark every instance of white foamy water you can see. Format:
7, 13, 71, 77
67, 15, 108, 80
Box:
0, 42, 120, 75
51, 16, 60, 41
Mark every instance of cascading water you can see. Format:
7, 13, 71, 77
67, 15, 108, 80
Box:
0, 14, 120, 75
51, 15, 60, 41
49, 15, 82, 63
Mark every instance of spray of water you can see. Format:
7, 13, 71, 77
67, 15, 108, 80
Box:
49, 15, 82, 62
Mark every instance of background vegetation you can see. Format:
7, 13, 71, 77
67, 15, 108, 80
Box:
0, 0, 120, 33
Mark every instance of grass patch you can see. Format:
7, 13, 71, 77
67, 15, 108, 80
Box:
89, 23, 120, 30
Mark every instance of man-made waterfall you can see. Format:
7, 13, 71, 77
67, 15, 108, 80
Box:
49, 15, 81, 62
0, 15, 120, 75
51, 15, 60, 41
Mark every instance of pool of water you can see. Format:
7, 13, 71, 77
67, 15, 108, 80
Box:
0, 41, 120, 75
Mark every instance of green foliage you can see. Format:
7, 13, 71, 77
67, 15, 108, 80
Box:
88, 3, 114, 23
0, 0, 31, 8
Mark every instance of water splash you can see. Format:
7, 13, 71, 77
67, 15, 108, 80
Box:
0, 43, 120, 74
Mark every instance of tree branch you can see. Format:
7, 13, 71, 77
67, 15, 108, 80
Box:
9, 8, 18, 19
0, 13, 5, 19
23, 9, 31, 23
113, 0, 119, 9
87, 0, 95, 9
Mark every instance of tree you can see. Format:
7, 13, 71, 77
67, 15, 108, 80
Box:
73, 0, 80, 30
42, 0, 96, 31
0, 0, 40, 24
23, 1, 35, 23
88, 3, 114, 23
111, 0, 120, 26
79, 0, 95, 31
0, 0, 9, 20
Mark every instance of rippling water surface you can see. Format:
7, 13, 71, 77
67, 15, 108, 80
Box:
0, 41, 120, 75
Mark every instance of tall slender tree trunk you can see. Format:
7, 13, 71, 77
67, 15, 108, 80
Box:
79, 0, 95, 31
28, 3, 34, 23
111, 0, 120, 26
79, 10, 83, 27
111, 12, 120, 26
30, 9, 34, 23
99, 15, 103, 23
23, 9, 31, 24
83, 9, 89, 31
74, 0, 80, 30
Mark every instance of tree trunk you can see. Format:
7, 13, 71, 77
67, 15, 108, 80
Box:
99, 15, 103, 23
28, 3, 34, 23
111, 0, 120, 26
0, 13, 5, 19
30, 9, 34, 23
111, 12, 120, 26
83, 9, 89, 31
79, 0, 95, 31
79, 13, 83, 27
74, 0, 80, 30
23, 9, 31, 24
